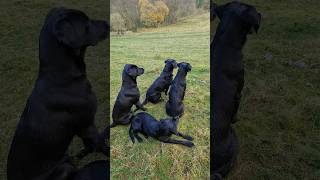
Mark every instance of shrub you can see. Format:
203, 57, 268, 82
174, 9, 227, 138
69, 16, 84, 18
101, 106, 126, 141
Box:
111, 13, 126, 34
111, 0, 140, 32
139, 0, 169, 27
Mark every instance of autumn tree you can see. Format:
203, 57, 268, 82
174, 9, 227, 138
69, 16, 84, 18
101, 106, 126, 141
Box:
111, 0, 140, 31
139, 0, 169, 27
163, 0, 198, 24
111, 13, 126, 35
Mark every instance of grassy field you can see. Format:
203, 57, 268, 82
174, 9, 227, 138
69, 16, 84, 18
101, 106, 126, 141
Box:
213, 0, 320, 179
110, 13, 210, 179
0, 1, 109, 179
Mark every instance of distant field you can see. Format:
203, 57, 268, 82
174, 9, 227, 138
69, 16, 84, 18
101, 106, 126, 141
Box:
110, 13, 210, 179
214, 0, 320, 179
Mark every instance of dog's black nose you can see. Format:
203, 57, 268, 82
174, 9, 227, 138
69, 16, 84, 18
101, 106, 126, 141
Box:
140, 68, 144, 74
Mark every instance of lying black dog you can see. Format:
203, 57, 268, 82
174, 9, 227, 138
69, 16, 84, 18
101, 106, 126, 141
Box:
110, 64, 145, 128
165, 62, 192, 118
129, 112, 194, 147
142, 59, 177, 105
211, 1, 261, 178
7, 8, 109, 180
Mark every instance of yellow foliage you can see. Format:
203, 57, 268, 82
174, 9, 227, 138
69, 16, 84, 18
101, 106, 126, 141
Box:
139, 0, 169, 27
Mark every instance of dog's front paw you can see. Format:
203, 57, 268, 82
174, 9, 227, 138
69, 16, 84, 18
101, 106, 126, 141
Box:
184, 135, 193, 141
185, 141, 195, 148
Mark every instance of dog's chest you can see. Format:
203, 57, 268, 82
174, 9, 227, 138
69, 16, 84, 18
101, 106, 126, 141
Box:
35, 87, 97, 117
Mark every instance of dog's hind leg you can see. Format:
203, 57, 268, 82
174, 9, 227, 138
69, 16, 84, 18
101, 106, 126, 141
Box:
72, 160, 109, 180
129, 126, 136, 143
48, 162, 76, 180
108, 122, 117, 128
133, 131, 143, 143
76, 125, 107, 159
161, 138, 194, 147
176, 131, 193, 141
140, 132, 149, 139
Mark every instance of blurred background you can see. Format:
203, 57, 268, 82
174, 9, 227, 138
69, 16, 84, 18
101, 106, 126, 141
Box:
0, 1, 109, 179
212, 0, 320, 179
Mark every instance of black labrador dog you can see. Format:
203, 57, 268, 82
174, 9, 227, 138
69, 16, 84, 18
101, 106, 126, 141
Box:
165, 62, 192, 118
110, 64, 145, 128
129, 112, 194, 147
7, 8, 109, 180
211, 1, 261, 178
142, 59, 177, 105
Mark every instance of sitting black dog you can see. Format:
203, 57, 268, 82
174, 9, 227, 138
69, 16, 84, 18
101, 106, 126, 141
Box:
129, 112, 194, 147
142, 59, 177, 105
165, 62, 192, 118
211, 1, 261, 178
110, 64, 145, 128
7, 8, 109, 180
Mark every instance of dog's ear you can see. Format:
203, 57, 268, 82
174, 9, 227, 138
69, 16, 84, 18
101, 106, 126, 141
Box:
125, 65, 142, 77
243, 8, 261, 33
187, 63, 192, 72
53, 13, 85, 48
125, 65, 136, 76
177, 63, 182, 68
210, 1, 218, 21
172, 61, 178, 68
214, 4, 226, 19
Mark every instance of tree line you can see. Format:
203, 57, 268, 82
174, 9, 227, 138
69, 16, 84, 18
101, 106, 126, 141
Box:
111, 0, 210, 33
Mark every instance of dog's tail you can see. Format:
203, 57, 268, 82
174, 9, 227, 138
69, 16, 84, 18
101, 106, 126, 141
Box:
99, 123, 114, 149
99, 122, 115, 149
109, 123, 117, 128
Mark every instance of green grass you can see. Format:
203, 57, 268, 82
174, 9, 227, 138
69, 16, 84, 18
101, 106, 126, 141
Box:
110, 13, 210, 179
213, 0, 320, 179
0, 1, 109, 179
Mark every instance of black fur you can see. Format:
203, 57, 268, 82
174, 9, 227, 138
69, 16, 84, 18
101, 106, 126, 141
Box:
110, 64, 145, 128
129, 112, 194, 147
72, 160, 109, 180
211, 1, 261, 178
7, 7, 109, 180
165, 62, 192, 118
142, 59, 177, 105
